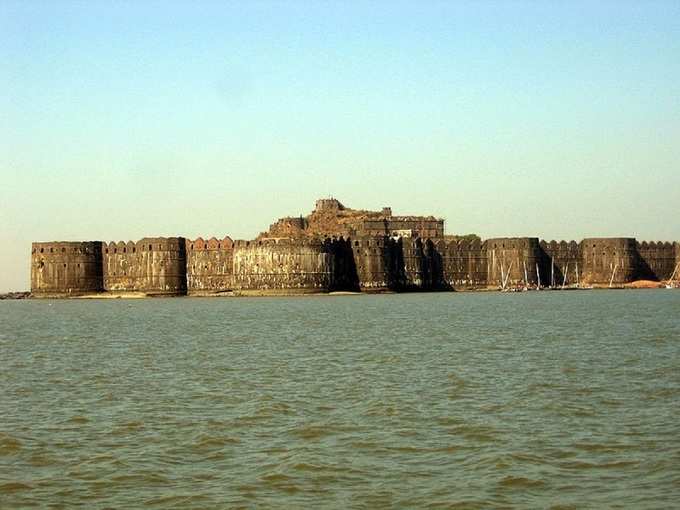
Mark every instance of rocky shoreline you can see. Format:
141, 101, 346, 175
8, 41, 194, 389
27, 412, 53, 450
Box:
0, 292, 31, 300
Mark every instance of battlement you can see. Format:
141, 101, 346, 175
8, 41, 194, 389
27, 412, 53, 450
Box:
32, 241, 102, 255
31, 241, 104, 296
315, 198, 344, 212
103, 237, 186, 254
187, 236, 234, 251
28, 198, 680, 296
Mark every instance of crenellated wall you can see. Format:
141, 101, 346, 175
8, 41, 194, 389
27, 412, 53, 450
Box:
636, 241, 678, 281
102, 237, 187, 295
486, 238, 542, 287
29, 231, 680, 296
349, 236, 399, 292
439, 238, 487, 289
186, 236, 234, 295
540, 240, 581, 287
580, 238, 637, 285
31, 242, 104, 297
231, 238, 333, 294
400, 237, 426, 290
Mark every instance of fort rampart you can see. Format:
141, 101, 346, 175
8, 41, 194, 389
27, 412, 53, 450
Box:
30, 199, 680, 297
31, 241, 103, 297
231, 238, 334, 294
186, 237, 234, 295
102, 238, 187, 295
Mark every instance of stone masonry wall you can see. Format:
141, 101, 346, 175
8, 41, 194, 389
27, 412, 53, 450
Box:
103, 237, 187, 295
580, 238, 637, 285
232, 238, 333, 294
636, 241, 677, 281
31, 241, 103, 296
186, 237, 234, 294
540, 240, 581, 287
486, 238, 542, 288
439, 238, 487, 289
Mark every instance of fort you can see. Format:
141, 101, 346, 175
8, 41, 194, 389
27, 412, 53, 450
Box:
30, 198, 680, 297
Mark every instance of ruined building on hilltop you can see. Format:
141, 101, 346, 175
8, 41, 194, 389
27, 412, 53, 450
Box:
30, 198, 680, 297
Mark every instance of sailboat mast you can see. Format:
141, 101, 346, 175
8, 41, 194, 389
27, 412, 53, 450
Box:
609, 263, 619, 288
551, 258, 555, 288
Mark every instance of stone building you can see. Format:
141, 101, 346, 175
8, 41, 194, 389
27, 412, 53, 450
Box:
30, 198, 680, 297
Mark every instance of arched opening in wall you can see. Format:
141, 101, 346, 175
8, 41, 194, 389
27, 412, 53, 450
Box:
77, 264, 80, 268
123, 247, 126, 253
62, 247, 66, 252
190, 245, 194, 250
50, 248, 53, 253
40, 248, 44, 253
105, 249, 108, 254
132, 248, 136, 253
114, 249, 117, 254
149, 245, 152, 251
63, 263, 66, 267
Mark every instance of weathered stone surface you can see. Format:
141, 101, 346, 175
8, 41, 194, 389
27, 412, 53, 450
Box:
579, 238, 637, 285
31, 241, 103, 297
231, 238, 333, 294
186, 237, 234, 295
103, 237, 186, 295
28, 198, 680, 296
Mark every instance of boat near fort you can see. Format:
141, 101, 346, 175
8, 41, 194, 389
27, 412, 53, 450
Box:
30, 198, 680, 298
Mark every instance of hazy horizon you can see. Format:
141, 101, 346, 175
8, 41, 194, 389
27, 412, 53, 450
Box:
2, 1, 680, 292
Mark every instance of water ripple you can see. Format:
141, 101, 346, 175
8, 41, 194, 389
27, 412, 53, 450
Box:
1, 291, 679, 508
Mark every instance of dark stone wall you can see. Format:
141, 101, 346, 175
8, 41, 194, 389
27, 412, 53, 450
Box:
636, 241, 677, 281
30, 233, 680, 295
486, 238, 542, 287
324, 237, 360, 292
31, 242, 103, 296
357, 218, 444, 238
400, 237, 426, 290
540, 240, 581, 287
186, 237, 234, 294
439, 238, 487, 288
580, 238, 637, 285
103, 237, 187, 295
232, 238, 333, 294
350, 236, 398, 292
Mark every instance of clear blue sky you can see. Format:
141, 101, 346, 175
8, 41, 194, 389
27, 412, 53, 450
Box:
1, 1, 679, 291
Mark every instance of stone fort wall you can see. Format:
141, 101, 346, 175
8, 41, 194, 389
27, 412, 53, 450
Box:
186, 237, 234, 295
31, 241, 103, 297
102, 237, 187, 295
30, 236, 680, 296
540, 240, 581, 287
636, 241, 678, 281
231, 238, 334, 294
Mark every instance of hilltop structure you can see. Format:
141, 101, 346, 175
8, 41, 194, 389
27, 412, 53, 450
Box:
31, 198, 680, 297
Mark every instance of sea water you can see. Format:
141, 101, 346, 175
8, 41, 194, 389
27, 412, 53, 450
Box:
1, 290, 679, 508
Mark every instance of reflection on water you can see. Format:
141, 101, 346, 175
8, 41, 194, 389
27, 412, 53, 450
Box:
1, 290, 680, 508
